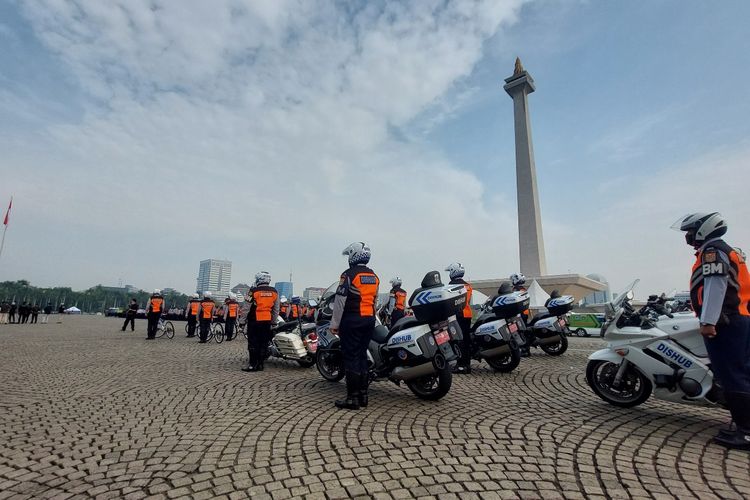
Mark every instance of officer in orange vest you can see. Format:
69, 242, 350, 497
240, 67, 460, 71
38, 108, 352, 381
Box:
145, 289, 165, 340
243, 272, 280, 372
674, 212, 750, 450
511, 273, 532, 356
446, 263, 473, 374
223, 293, 240, 341
279, 297, 290, 321
331, 242, 380, 410
197, 291, 216, 343
288, 296, 302, 322
386, 277, 408, 327
185, 293, 200, 338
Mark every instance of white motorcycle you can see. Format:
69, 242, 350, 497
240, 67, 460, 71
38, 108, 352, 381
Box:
587, 280, 724, 408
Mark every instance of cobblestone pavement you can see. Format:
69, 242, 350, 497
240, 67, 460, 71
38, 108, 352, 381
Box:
1, 317, 748, 500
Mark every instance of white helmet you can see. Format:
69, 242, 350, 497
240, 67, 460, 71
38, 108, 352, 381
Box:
254, 271, 272, 286
191, 293, 199, 299
203, 291, 213, 298
228, 292, 236, 300
510, 273, 526, 287
153, 289, 161, 295
390, 276, 402, 287
342, 242, 371, 266
280, 296, 288, 304
671, 212, 727, 245
445, 262, 465, 280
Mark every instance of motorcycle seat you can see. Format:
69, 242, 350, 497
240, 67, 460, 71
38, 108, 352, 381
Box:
528, 313, 552, 326
372, 325, 390, 344
389, 316, 420, 335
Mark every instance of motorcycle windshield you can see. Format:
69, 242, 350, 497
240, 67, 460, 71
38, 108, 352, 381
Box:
607, 279, 640, 317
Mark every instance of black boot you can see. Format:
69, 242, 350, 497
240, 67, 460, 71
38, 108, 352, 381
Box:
335, 372, 360, 410
242, 349, 259, 372
359, 372, 369, 408
713, 392, 750, 450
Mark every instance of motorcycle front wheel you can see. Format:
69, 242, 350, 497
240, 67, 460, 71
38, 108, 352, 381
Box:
540, 333, 568, 356
485, 345, 521, 373
406, 366, 452, 401
316, 348, 345, 381
586, 360, 652, 408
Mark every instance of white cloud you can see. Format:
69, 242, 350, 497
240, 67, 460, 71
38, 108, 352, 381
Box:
2, 0, 527, 292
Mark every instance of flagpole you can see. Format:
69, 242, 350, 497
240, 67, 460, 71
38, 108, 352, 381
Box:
0, 224, 7, 260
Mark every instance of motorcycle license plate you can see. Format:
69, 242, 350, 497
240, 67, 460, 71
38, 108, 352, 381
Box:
434, 330, 450, 345
558, 319, 566, 329
507, 322, 518, 333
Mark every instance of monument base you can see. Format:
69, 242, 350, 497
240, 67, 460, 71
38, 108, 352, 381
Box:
471, 274, 607, 301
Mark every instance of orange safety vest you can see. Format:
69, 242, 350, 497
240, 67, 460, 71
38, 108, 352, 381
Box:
290, 304, 300, 319
691, 240, 750, 317
200, 300, 215, 319
227, 302, 238, 318
341, 267, 380, 317
462, 283, 473, 319
150, 297, 164, 313
189, 301, 199, 316
394, 289, 407, 311
252, 287, 278, 322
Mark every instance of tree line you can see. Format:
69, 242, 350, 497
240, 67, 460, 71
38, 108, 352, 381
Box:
0, 280, 190, 313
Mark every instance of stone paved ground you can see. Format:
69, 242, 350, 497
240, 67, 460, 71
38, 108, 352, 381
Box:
0, 317, 748, 500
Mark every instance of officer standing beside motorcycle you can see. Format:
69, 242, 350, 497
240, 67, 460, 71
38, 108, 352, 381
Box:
224, 293, 240, 341
674, 213, 750, 450
198, 291, 215, 343
446, 263, 473, 374
386, 277, 408, 327
185, 293, 200, 338
145, 289, 165, 340
511, 273, 532, 356
330, 242, 380, 410
242, 272, 279, 372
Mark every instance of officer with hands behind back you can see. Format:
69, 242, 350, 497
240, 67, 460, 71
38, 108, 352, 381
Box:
242, 272, 279, 372
185, 293, 200, 338
386, 277, 408, 327
330, 242, 380, 410
197, 292, 215, 344
674, 212, 750, 450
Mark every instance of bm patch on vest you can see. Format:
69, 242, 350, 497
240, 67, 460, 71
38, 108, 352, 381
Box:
704, 251, 717, 263
702, 262, 725, 275
359, 275, 378, 284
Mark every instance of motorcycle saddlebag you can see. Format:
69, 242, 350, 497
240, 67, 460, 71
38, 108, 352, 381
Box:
491, 291, 530, 319
546, 296, 575, 317
409, 284, 467, 324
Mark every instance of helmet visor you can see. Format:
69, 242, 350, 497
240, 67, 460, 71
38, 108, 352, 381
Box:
670, 214, 691, 232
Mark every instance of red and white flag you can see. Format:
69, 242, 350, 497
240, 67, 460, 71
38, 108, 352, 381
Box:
3, 197, 11, 226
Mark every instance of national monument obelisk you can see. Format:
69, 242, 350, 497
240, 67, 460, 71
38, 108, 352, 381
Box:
504, 57, 547, 277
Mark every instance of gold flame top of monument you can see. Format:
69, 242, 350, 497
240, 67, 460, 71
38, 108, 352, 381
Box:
513, 57, 525, 76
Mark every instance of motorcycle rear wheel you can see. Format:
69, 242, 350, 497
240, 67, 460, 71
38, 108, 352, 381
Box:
485, 346, 521, 373
406, 366, 452, 401
316, 348, 345, 382
586, 360, 652, 408
540, 333, 568, 356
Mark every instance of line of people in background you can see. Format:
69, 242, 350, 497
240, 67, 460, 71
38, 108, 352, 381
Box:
0, 301, 55, 324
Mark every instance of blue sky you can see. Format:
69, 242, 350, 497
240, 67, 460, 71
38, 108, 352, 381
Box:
1, 0, 749, 298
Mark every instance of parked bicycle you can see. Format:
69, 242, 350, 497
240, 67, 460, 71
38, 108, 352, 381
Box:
156, 317, 175, 339
203, 322, 224, 343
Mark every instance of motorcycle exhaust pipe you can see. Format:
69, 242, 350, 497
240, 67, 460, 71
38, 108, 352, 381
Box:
537, 334, 562, 345
479, 344, 511, 357
391, 362, 437, 381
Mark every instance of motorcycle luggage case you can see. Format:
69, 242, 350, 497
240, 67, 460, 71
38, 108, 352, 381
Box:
545, 296, 574, 316
274, 332, 307, 357
491, 291, 530, 319
409, 284, 467, 324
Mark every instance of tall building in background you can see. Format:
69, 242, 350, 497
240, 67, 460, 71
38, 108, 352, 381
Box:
275, 281, 293, 299
196, 259, 232, 301
303, 287, 326, 301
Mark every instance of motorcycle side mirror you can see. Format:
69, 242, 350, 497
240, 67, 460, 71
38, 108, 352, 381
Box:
308, 300, 318, 308
626, 290, 635, 301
